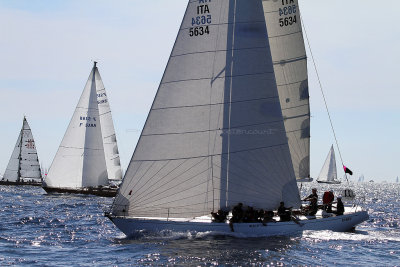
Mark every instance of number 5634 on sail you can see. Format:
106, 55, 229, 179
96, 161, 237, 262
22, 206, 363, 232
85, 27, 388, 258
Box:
279, 15, 297, 27
189, 26, 210, 37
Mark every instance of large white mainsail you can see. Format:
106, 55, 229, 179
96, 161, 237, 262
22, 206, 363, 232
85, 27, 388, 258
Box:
262, 0, 311, 182
317, 145, 339, 184
3, 117, 42, 183
111, 0, 301, 220
45, 63, 108, 189
95, 68, 123, 182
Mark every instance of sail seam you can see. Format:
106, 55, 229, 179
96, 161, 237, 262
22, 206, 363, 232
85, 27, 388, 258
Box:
152, 96, 278, 110
281, 103, 308, 111
75, 107, 99, 110
283, 113, 310, 120
171, 46, 270, 58
273, 56, 307, 65
59, 146, 104, 151
141, 120, 285, 137
180, 20, 266, 31
268, 30, 302, 39
131, 143, 289, 162
161, 71, 275, 85
99, 111, 112, 116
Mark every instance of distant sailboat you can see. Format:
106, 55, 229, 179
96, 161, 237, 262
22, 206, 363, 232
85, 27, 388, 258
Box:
107, 0, 368, 237
43, 62, 121, 197
317, 146, 341, 184
1, 117, 42, 186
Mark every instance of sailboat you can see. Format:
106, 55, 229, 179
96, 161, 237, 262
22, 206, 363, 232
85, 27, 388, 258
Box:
1, 117, 42, 186
316, 146, 341, 184
43, 62, 122, 197
107, 0, 368, 237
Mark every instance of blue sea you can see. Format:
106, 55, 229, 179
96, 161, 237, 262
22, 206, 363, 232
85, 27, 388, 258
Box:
0, 183, 399, 266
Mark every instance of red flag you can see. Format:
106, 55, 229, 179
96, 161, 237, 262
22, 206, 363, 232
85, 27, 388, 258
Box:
343, 165, 353, 175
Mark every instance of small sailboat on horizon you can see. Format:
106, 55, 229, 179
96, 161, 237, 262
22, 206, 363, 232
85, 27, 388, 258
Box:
107, 0, 368, 237
43, 62, 122, 197
1, 116, 42, 186
317, 145, 341, 184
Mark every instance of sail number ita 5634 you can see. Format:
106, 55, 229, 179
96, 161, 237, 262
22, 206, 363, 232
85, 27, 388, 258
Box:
279, 1, 298, 27
189, 1, 212, 37
189, 26, 210, 37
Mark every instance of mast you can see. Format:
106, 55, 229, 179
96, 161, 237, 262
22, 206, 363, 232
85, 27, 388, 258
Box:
225, 0, 237, 208
16, 117, 25, 182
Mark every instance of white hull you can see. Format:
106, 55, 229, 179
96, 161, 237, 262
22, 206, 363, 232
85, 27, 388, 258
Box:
109, 208, 369, 238
317, 180, 341, 184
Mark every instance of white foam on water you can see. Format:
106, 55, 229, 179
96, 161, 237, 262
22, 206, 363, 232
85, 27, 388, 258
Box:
303, 229, 400, 242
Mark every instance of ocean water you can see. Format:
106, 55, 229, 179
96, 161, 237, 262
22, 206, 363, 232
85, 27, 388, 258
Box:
0, 183, 399, 266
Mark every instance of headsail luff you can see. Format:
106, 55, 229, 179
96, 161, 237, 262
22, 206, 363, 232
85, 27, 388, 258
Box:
112, 0, 301, 219
95, 66, 123, 182
262, 0, 311, 181
45, 63, 108, 189
3, 117, 42, 182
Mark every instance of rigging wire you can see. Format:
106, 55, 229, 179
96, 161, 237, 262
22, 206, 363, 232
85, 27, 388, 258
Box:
300, 16, 349, 184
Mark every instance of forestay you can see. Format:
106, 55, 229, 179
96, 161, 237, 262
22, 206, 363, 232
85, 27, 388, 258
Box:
317, 145, 338, 183
95, 68, 123, 182
3, 117, 42, 182
262, 0, 311, 181
112, 0, 301, 219
46, 64, 108, 188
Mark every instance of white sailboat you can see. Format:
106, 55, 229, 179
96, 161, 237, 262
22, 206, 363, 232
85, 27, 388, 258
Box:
317, 145, 341, 184
43, 62, 121, 197
1, 117, 42, 186
107, 0, 368, 237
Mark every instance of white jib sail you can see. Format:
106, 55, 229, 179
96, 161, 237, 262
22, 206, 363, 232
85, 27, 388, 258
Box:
3, 117, 42, 182
95, 68, 123, 182
45, 63, 108, 189
112, 0, 301, 219
262, 0, 310, 181
317, 145, 337, 183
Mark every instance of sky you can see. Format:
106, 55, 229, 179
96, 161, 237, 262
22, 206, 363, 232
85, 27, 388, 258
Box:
0, 0, 399, 182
